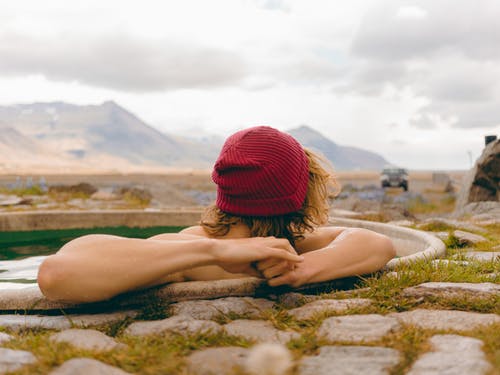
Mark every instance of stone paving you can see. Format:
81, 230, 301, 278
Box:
0, 219, 499, 374
407, 334, 492, 375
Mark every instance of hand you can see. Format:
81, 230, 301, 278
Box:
213, 237, 304, 276
266, 255, 314, 288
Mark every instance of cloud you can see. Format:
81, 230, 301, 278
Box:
0, 33, 248, 92
342, 0, 500, 129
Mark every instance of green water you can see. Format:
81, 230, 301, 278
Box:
0, 226, 185, 261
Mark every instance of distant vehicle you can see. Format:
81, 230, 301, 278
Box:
380, 167, 409, 191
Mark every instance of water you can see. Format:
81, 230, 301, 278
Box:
0, 226, 185, 289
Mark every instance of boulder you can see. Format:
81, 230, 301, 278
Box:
455, 139, 500, 215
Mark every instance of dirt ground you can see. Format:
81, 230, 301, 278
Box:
0, 170, 466, 209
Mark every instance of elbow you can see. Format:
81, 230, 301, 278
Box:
37, 255, 70, 301
375, 233, 396, 264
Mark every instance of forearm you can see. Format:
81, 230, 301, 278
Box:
269, 229, 396, 287
38, 235, 216, 302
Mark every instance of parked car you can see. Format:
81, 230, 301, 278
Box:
380, 167, 409, 191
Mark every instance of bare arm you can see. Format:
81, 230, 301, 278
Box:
37, 234, 303, 303
258, 227, 396, 287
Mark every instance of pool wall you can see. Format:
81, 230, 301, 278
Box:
0, 210, 446, 311
0, 209, 203, 231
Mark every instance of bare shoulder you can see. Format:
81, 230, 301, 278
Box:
295, 226, 347, 253
147, 226, 208, 240
179, 225, 208, 236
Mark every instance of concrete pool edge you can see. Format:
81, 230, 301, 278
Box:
0, 211, 446, 311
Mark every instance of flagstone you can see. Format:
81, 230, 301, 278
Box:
407, 335, 491, 375
317, 314, 400, 343
299, 346, 400, 375
223, 319, 300, 344
287, 298, 372, 320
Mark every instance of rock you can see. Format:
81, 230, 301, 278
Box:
68, 311, 138, 327
170, 297, 274, 320
430, 260, 470, 267
49, 358, 131, 375
418, 218, 486, 233
223, 320, 300, 344
49, 182, 98, 196
458, 201, 500, 218
380, 204, 415, 221
0, 348, 37, 373
0, 332, 13, 344
461, 251, 500, 261
50, 329, 125, 351
0, 195, 23, 206
275, 292, 321, 309
186, 347, 248, 375
114, 187, 152, 204
299, 346, 400, 375
386, 220, 414, 227
390, 309, 500, 330
0, 315, 71, 331
288, 298, 372, 320
124, 316, 223, 337
90, 190, 119, 201
427, 231, 449, 241
407, 334, 491, 375
471, 213, 500, 225
0, 311, 136, 331
402, 282, 500, 299
455, 139, 500, 214
452, 230, 488, 245
317, 314, 400, 343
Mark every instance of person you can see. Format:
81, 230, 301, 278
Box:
38, 126, 395, 303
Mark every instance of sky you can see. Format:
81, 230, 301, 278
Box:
1, 0, 499, 170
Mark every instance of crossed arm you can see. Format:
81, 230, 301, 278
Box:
37, 226, 395, 303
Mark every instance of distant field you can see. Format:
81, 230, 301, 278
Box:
0, 170, 466, 208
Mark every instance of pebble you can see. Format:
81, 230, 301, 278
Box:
0, 348, 37, 374
462, 251, 500, 262
275, 292, 321, 309
386, 220, 414, 227
287, 298, 372, 320
50, 329, 125, 351
124, 315, 223, 337
407, 334, 491, 375
390, 309, 500, 330
317, 314, 400, 343
49, 358, 131, 375
299, 346, 400, 375
452, 230, 488, 245
170, 297, 274, 320
0, 332, 13, 344
186, 347, 248, 375
402, 282, 500, 298
430, 260, 470, 267
223, 319, 300, 344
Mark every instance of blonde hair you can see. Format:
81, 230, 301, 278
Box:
201, 149, 338, 245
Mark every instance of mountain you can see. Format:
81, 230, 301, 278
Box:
288, 125, 389, 170
0, 101, 220, 170
0, 101, 389, 172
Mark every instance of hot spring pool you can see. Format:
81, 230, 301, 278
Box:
0, 226, 185, 290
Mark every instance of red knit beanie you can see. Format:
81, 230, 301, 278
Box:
212, 126, 309, 216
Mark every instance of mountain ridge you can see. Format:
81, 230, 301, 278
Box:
0, 101, 389, 172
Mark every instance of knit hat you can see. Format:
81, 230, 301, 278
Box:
212, 126, 309, 216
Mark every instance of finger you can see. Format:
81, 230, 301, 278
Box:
262, 261, 292, 279
267, 271, 297, 287
269, 249, 304, 263
256, 258, 281, 271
